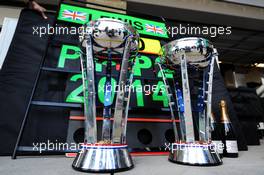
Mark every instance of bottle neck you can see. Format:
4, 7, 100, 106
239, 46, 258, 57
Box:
220, 101, 230, 124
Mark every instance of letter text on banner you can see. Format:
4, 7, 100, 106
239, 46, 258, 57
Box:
58, 4, 168, 38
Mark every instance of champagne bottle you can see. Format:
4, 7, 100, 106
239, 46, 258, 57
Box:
220, 100, 238, 158
210, 112, 224, 158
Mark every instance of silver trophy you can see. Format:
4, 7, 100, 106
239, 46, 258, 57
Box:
72, 18, 139, 173
159, 37, 222, 165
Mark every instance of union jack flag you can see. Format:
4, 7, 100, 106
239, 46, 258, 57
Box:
145, 24, 164, 35
62, 10, 87, 21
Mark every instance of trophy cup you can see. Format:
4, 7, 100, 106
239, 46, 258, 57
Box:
72, 18, 139, 173
158, 37, 222, 165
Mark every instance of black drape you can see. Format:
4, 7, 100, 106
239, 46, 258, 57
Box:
0, 9, 55, 155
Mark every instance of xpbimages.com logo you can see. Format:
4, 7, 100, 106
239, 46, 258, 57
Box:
97, 84, 167, 96
32, 24, 92, 37
32, 23, 232, 38
32, 140, 227, 153
164, 141, 225, 153
32, 140, 82, 153
167, 24, 232, 38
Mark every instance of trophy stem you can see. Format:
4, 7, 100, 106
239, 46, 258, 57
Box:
80, 35, 97, 144
180, 53, 195, 142
102, 48, 113, 141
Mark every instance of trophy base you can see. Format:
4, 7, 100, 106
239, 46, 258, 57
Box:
72, 144, 133, 173
169, 143, 222, 166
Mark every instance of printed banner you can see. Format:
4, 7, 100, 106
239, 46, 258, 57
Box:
58, 4, 168, 38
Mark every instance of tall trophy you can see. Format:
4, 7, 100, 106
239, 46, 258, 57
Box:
159, 37, 222, 165
72, 18, 139, 173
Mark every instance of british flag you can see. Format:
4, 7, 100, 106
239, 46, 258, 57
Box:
62, 10, 87, 21
145, 24, 164, 35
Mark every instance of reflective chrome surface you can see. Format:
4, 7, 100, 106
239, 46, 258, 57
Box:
160, 37, 221, 166
161, 37, 214, 67
74, 18, 139, 173
87, 18, 139, 56
72, 144, 133, 173
169, 143, 222, 166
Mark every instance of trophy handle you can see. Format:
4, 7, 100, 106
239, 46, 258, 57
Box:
198, 71, 207, 141
173, 80, 186, 141
80, 35, 97, 144
121, 59, 137, 143
205, 49, 217, 141
112, 37, 133, 144
157, 63, 179, 142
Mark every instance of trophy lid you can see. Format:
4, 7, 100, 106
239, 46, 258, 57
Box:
161, 37, 214, 68
82, 18, 139, 57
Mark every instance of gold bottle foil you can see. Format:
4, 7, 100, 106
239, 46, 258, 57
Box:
220, 100, 231, 123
